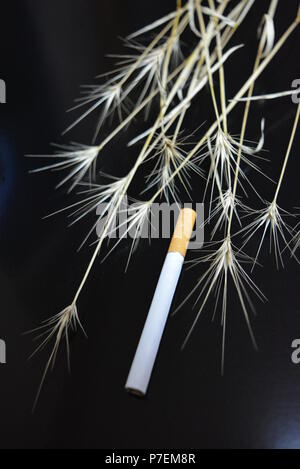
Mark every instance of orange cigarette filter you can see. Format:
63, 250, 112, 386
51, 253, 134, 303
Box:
168, 208, 197, 257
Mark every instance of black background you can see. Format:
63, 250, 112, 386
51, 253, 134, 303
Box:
0, 0, 300, 450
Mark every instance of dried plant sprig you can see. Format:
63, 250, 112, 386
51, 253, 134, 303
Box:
33, 1, 253, 195
64, 8, 189, 138
241, 100, 300, 268
127, 43, 243, 147
30, 1, 300, 400
169, 1, 299, 369
31, 60, 188, 194
241, 202, 294, 269
129, 0, 237, 145
29, 143, 100, 192
200, 128, 268, 201
51, 3, 298, 357
208, 189, 246, 238
179, 237, 266, 373
30, 303, 86, 408
154, 7, 300, 201
225, 0, 279, 218
144, 131, 204, 202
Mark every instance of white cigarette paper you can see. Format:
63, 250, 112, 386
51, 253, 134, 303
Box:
125, 208, 197, 396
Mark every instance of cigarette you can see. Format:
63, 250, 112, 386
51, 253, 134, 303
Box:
125, 208, 197, 396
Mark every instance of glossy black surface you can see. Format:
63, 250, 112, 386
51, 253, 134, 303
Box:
0, 0, 300, 449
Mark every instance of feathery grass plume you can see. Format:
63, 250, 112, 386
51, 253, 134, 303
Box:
170, 0, 299, 369
64, 3, 190, 139
241, 202, 294, 269
208, 189, 247, 238
201, 129, 268, 201
101, 200, 154, 269
180, 237, 266, 373
30, 1, 300, 400
127, 42, 244, 147
30, 303, 86, 409
47, 176, 129, 226
241, 100, 300, 268
144, 131, 204, 202
29, 143, 100, 192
